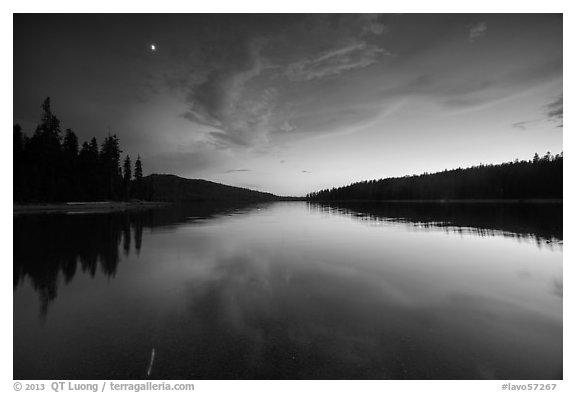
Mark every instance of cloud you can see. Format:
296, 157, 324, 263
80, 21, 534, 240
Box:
279, 121, 296, 132
406, 74, 434, 89
546, 95, 563, 125
180, 41, 280, 147
161, 15, 396, 148
285, 41, 392, 82
469, 22, 487, 42
359, 14, 388, 36
207, 87, 279, 147
511, 121, 539, 131
510, 95, 562, 130
224, 168, 251, 174
301, 170, 311, 174
177, 35, 393, 147
288, 104, 384, 137
512, 121, 529, 130
380, 58, 560, 110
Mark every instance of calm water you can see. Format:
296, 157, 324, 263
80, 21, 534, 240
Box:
13, 202, 562, 379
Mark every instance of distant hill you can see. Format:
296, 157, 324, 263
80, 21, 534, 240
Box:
143, 174, 279, 202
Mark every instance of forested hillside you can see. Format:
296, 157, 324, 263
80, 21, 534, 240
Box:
307, 154, 563, 201
143, 174, 278, 202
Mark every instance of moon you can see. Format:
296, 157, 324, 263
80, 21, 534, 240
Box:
150, 44, 156, 52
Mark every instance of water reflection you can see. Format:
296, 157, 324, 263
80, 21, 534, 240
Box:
13, 202, 562, 379
13, 203, 261, 317
309, 201, 562, 246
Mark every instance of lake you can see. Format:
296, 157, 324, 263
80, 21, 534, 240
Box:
13, 201, 563, 379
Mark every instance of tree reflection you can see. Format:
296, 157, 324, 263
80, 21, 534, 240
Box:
14, 213, 140, 317
308, 201, 563, 243
13, 202, 259, 317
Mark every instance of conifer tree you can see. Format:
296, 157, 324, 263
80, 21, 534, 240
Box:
134, 155, 144, 199
123, 155, 132, 200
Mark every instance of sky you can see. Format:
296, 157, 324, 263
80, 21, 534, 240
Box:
13, 14, 563, 196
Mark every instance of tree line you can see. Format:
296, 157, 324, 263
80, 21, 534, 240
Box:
307, 153, 563, 201
14, 97, 149, 202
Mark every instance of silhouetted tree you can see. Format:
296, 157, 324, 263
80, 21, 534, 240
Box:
133, 155, 144, 199
13, 124, 26, 200
134, 155, 143, 180
62, 128, 79, 157
100, 135, 123, 200
26, 97, 63, 201
123, 155, 132, 199
13, 97, 144, 203
78, 137, 101, 200
61, 129, 80, 199
13, 124, 24, 157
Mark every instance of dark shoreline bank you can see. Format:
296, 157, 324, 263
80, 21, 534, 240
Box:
13, 201, 170, 215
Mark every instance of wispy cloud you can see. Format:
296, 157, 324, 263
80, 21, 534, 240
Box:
163, 15, 398, 148
511, 94, 562, 130
180, 41, 280, 147
546, 94, 563, 126
161, 15, 557, 154
285, 41, 393, 82
511, 120, 540, 130
469, 22, 487, 42
224, 168, 251, 174
359, 14, 388, 36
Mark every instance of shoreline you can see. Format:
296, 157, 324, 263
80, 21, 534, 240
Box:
13, 201, 170, 215
305, 198, 563, 204
14, 198, 563, 214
